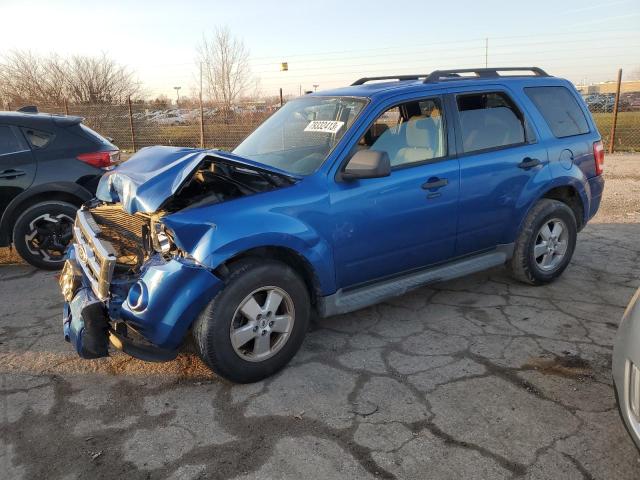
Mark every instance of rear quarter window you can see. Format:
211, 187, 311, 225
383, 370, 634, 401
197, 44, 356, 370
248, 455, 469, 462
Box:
22, 128, 54, 149
524, 86, 590, 138
79, 124, 112, 145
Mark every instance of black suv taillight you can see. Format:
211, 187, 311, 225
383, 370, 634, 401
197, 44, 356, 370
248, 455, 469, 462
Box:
77, 150, 120, 169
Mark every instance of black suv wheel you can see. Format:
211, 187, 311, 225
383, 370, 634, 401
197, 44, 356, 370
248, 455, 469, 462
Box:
193, 258, 310, 383
509, 199, 577, 285
12, 201, 77, 270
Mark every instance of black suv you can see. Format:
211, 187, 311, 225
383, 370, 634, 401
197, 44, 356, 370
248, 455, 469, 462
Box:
0, 109, 119, 269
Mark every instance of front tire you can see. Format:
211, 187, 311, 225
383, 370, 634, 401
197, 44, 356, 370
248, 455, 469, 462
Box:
509, 199, 577, 285
193, 259, 310, 383
12, 201, 77, 270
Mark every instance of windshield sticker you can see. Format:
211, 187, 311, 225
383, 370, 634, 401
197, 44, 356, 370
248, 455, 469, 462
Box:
304, 120, 345, 134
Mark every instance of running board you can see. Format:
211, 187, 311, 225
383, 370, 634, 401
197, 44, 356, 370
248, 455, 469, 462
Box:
318, 246, 512, 317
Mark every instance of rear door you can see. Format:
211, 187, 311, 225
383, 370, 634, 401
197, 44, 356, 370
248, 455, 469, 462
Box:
448, 87, 550, 256
0, 125, 36, 217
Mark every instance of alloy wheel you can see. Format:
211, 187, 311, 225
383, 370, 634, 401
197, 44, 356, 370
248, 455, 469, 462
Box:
533, 218, 569, 272
229, 286, 295, 362
24, 213, 75, 263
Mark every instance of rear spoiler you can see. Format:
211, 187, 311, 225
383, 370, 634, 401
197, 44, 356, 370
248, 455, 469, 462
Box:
16, 105, 83, 126
52, 115, 83, 127
17, 105, 38, 113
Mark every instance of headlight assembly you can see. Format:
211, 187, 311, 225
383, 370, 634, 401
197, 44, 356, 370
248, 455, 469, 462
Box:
152, 221, 174, 254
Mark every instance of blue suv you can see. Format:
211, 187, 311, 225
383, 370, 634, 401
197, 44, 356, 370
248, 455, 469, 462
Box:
59, 67, 605, 382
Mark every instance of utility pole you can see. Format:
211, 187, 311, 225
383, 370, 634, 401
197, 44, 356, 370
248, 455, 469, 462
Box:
199, 63, 205, 148
484, 38, 488, 68
609, 68, 623, 154
127, 96, 137, 152
173, 86, 181, 107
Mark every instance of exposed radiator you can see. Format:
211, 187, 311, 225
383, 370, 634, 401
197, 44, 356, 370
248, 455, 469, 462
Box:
89, 204, 149, 270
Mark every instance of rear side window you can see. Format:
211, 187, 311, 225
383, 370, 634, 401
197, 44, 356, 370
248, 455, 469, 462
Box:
455, 92, 525, 153
525, 86, 589, 138
0, 126, 24, 155
22, 128, 54, 149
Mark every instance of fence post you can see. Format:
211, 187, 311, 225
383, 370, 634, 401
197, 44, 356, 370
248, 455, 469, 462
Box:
279, 88, 283, 107
64, 98, 69, 116
608, 68, 622, 154
127, 96, 137, 152
6, 102, 11, 111
199, 62, 205, 148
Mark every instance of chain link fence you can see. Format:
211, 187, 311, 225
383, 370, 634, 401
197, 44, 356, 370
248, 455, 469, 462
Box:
7, 101, 275, 152
5, 96, 640, 153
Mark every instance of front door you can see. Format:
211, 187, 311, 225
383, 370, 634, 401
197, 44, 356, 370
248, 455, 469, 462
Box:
330, 96, 460, 288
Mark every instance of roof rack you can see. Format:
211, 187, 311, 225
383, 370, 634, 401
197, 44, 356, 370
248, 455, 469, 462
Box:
351, 74, 430, 86
351, 67, 549, 87
423, 67, 548, 83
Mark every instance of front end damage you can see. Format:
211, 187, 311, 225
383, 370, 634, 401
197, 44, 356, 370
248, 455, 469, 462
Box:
60, 147, 296, 361
60, 207, 223, 360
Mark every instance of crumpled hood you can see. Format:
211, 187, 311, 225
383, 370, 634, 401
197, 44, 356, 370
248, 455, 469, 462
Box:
96, 146, 298, 214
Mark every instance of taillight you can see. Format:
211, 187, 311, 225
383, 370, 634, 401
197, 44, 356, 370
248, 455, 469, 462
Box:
593, 141, 604, 176
76, 150, 120, 169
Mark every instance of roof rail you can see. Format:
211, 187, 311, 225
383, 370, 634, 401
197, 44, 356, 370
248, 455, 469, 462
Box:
351, 74, 430, 86
423, 67, 548, 83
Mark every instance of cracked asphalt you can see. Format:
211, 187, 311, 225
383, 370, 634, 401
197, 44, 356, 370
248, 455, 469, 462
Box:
1, 154, 640, 479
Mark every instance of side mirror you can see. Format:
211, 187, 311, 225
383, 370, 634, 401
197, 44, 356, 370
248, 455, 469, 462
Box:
341, 150, 391, 180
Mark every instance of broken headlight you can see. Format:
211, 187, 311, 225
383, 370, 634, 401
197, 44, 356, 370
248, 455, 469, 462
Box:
152, 221, 174, 254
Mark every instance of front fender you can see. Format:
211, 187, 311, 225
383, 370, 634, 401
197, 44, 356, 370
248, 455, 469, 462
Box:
163, 211, 336, 296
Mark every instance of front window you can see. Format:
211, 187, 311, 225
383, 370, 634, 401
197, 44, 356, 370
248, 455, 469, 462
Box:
234, 96, 367, 175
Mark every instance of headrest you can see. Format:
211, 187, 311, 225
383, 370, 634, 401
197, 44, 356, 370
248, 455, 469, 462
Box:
406, 116, 438, 147
364, 123, 389, 146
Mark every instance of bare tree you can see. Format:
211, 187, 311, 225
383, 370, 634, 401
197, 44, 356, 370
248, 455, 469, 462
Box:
65, 53, 140, 103
0, 50, 66, 104
197, 27, 251, 110
0, 50, 140, 105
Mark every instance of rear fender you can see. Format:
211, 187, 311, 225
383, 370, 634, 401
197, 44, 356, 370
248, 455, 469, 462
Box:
509, 171, 590, 243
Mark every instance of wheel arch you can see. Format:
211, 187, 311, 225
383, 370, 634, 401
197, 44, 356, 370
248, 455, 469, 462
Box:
511, 179, 588, 244
214, 245, 324, 308
540, 185, 585, 231
0, 182, 91, 246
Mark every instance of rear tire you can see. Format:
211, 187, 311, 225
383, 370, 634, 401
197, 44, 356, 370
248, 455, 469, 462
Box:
509, 199, 577, 285
12, 201, 77, 270
193, 258, 310, 383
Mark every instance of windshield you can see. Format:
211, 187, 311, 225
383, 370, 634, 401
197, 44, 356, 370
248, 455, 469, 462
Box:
233, 96, 367, 175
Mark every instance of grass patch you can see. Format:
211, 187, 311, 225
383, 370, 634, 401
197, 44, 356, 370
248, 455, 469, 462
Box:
593, 111, 640, 152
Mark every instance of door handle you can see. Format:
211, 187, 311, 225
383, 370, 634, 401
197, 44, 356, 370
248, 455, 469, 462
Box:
422, 177, 448, 190
518, 157, 541, 170
0, 169, 26, 179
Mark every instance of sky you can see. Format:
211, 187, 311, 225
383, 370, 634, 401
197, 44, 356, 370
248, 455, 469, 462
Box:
1, 0, 639, 100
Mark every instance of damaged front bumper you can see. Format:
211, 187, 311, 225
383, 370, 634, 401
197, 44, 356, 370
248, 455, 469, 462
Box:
60, 209, 224, 361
